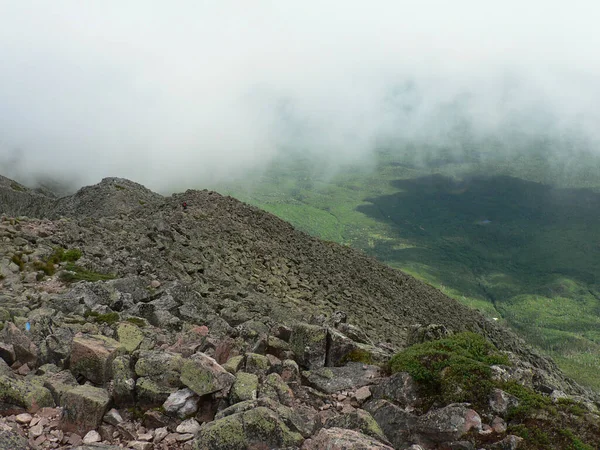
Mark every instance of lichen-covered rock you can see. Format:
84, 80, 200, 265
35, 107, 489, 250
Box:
302, 427, 394, 449
112, 355, 135, 405
259, 372, 294, 406
222, 355, 244, 374
413, 404, 482, 446
290, 323, 327, 369
488, 434, 524, 449
181, 353, 235, 397
230, 372, 259, 404
70, 335, 124, 385
244, 353, 270, 376
116, 322, 144, 352
194, 406, 303, 450
134, 350, 184, 387
265, 335, 292, 360
59, 384, 110, 434
364, 399, 416, 449
303, 362, 382, 394
323, 409, 389, 444
0, 375, 54, 412
136, 377, 176, 408
281, 359, 301, 383
0, 421, 28, 450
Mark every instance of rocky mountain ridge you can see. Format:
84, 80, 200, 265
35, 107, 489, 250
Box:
0, 174, 598, 449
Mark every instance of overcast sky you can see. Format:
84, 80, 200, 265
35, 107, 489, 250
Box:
0, 1, 599, 191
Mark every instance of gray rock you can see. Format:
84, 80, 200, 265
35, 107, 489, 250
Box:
413, 404, 482, 446
230, 372, 259, 404
2, 322, 38, 366
59, 384, 111, 435
0, 422, 31, 450
290, 323, 327, 369
180, 353, 235, 397
370, 371, 420, 410
163, 388, 200, 418
323, 408, 390, 444
365, 399, 416, 449
177, 418, 202, 435
489, 388, 520, 416
303, 362, 382, 394
69, 335, 124, 385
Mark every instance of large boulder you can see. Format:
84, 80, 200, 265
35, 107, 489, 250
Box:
0, 422, 28, 450
370, 371, 420, 410
229, 372, 259, 404
180, 353, 235, 397
322, 409, 389, 444
194, 406, 303, 450
413, 404, 482, 446
0, 375, 54, 413
134, 350, 184, 387
365, 399, 416, 449
59, 384, 111, 434
70, 335, 124, 384
290, 323, 327, 369
302, 427, 394, 450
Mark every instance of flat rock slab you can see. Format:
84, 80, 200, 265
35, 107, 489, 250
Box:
302, 427, 394, 449
303, 362, 382, 394
180, 353, 235, 397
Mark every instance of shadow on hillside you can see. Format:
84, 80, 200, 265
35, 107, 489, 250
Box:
357, 174, 600, 293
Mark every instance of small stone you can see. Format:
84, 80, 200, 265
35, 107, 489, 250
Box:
82, 430, 101, 444
128, 440, 154, 450
354, 386, 372, 403
29, 424, 44, 438
15, 413, 32, 424
154, 427, 168, 443
29, 417, 40, 427
103, 408, 124, 426
176, 418, 201, 435
176, 433, 194, 442
138, 432, 153, 441
150, 280, 161, 288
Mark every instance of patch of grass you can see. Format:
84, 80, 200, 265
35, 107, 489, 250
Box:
11, 254, 25, 271
389, 332, 509, 406
115, 184, 126, 191
125, 317, 147, 327
340, 348, 374, 365
32, 247, 82, 277
94, 312, 120, 325
139, 200, 146, 205
10, 182, 26, 192
59, 263, 116, 283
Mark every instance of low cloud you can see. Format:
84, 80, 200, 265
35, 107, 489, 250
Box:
0, 1, 599, 192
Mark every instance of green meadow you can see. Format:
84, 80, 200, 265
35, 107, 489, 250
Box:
215, 146, 600, 391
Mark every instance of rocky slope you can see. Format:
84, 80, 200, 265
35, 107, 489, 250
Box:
0, 175, 598, 449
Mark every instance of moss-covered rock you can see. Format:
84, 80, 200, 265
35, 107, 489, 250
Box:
222, 355, 244, 374
244, 353, 270, 376
230, 372, 258, 404
180, 353, 235, 397
289, 323, 327, 369
323, 408, 389, 444
135, 377, 176, 408
134, 350, 183, 387
0, 375, 54, 412
259, 372, 294, 406
112, 355, 135, 406
116, 322, 144, 352
194, 406, 303, 450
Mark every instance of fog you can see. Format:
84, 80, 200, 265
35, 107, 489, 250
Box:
0, 1, 599, 192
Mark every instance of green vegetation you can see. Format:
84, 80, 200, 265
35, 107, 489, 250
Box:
11, 254, 25, 271
59, 263, 116, 283
389, 333, 599, 449
389, 332, 508, 406
114, 184, 126, 191
94, 312, 120, 325
125, 317, 147, 327
216, 148, 600, 391
32, 247, 82, 276
340, 348, 374, 365
10, 182, 26, 192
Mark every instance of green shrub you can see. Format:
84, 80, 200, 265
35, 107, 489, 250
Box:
125, 317, 147, 327
11, 254, 25, 271
59, 263, 116, 283
95, 312, 120, 325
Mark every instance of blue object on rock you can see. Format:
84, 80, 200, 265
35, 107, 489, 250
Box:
25, 322, 31, 332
